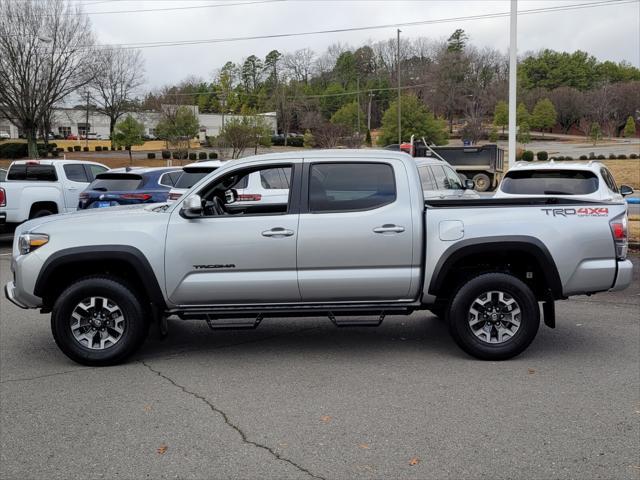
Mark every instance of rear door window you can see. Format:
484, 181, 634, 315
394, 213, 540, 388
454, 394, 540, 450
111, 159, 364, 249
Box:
88, 174, 143, 191
7, 163, 57, 181
501, 170, 599, 195
64, 164, 89, 183
85, 164, 108, 181
309, 162, 396, 212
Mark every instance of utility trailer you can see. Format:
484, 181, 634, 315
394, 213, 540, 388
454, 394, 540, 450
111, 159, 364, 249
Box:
385, 139, 505, 192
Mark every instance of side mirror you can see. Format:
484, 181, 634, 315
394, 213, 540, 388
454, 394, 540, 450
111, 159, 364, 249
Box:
180, 194, 202, 218
619, 185, 634, 196
225, 188, 238, 204
464, 179, 475, 190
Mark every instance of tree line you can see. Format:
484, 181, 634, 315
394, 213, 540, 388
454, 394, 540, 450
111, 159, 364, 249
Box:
1, 0, 638, 159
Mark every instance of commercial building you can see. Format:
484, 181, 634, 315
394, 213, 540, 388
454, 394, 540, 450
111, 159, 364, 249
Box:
0, 106, 277, 140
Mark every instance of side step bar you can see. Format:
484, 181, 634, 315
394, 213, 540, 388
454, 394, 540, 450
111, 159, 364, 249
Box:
174, 302, 421, 330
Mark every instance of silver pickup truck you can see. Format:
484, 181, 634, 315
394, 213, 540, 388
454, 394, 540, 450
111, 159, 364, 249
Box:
5, 150, 633, 365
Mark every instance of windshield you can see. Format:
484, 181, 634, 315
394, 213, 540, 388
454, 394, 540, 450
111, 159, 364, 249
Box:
174, 168, 218, 189
88, 173, 143, 191
501, 170, 599, 195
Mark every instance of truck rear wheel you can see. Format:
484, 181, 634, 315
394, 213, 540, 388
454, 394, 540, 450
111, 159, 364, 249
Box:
472, 173, 491, 192
448, 272, 539, 360
51, 276, 149, 366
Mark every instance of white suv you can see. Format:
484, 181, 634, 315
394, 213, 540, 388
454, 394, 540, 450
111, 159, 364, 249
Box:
495, 161, 634, 202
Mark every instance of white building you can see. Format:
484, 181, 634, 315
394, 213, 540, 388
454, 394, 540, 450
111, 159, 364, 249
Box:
0, 106, 277, 140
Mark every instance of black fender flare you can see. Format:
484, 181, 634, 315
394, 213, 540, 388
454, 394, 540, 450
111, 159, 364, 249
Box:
34, 245, 166, 309
428, 235, 563, 299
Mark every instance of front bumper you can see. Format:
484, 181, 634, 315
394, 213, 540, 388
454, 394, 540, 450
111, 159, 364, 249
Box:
610, 260, 633, 292
4, 281, 28, 309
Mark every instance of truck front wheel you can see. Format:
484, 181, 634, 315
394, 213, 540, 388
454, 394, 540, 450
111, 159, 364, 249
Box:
448, 273, 539, 360
51, 276, 149, 366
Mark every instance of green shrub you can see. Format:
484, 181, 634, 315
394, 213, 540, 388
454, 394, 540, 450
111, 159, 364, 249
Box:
117, 146, 122, 151
0, 143, 27, 158
95, 146, 102, 152
579, 155, 588, 160
522, 150, 534, 161
536, 151, 548, 161
609, 153, 616, 159
597, 154, 605, 159
172, 151, 187, 160
565, 155, 573, 160
630, 153, 638, 159
83, 146, 89, 152
147, 152, 156, 159
111, 146, 116, 151
198, 152, 207, 160
188, 153, 197, 161
555, 156, 565, 161
73, 145, 81, 152
208, 152, 218, 159
56, 147, 64, 153
67, 146, 74, 152
588, 152, 596, 159
161, 150, 171, 159
271, 135, 303, 147
617, 154, 627, 159
51, 149, 59, 157
48, 143, 57, 151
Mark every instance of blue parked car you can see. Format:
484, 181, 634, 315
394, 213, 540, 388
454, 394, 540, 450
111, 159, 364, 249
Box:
78, 167, 182, 209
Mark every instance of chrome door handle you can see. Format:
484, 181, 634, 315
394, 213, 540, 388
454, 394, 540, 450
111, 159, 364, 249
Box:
373, 224, 405, 234
262, 227, 294, 237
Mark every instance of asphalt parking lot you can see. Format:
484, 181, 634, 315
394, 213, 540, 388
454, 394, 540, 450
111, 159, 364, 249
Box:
1, 241, 638, 480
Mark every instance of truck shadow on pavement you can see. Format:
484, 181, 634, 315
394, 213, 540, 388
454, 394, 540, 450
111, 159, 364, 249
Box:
131, 313, 607, 365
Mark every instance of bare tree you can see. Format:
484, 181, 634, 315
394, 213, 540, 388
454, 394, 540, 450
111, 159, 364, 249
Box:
0, 0, 98, 157
91, 47, 145, 139
284, 48, 315, 84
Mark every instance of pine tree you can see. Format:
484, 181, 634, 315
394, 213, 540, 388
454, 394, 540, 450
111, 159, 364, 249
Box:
623, 116, 636, 138
493, 101, 508, 133
531, 98, 557, 136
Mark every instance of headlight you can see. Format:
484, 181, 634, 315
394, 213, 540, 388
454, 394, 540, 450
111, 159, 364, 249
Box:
18, 233, 49, 255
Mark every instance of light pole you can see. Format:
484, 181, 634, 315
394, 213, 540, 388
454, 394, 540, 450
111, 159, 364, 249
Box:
507, 0, 518, 169
397, 28, 402, 145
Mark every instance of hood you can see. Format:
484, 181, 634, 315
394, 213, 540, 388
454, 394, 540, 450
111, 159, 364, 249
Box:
17, 203, 169, 234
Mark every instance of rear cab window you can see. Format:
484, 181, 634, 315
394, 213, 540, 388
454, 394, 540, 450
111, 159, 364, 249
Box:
88, 174, 143, 191
309, 162, 396, 212
7, 163, 57, 181
501, 169, 599, 195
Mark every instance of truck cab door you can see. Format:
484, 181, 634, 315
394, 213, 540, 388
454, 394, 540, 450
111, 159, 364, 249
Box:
296, 158, 419, 302
165, 161, 302, 306
60, 164, 91, 211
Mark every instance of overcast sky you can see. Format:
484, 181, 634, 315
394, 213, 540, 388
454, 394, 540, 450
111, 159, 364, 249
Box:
85, 0, 640, 91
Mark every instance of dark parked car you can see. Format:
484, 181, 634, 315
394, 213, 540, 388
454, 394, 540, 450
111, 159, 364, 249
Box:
78, 167, 182, 209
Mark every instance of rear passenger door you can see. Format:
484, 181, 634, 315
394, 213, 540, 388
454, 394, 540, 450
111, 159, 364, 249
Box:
62, 164, 90, 211
296, 158, 417, 302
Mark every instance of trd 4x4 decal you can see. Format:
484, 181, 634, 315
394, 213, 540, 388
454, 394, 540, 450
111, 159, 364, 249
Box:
541, 207, 609, 217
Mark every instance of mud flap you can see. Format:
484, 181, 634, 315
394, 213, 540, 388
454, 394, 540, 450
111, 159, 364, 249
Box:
542, 300, 555, 328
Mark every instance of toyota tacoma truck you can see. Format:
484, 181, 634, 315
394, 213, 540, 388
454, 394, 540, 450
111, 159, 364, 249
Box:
4, 150, 633, 365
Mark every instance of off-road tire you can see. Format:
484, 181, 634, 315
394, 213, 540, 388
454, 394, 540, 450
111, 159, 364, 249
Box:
448, 272, 539, 360
51, 276, 149, 366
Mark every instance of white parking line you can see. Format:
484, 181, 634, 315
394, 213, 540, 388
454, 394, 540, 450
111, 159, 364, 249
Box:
0, 253, 12, 256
